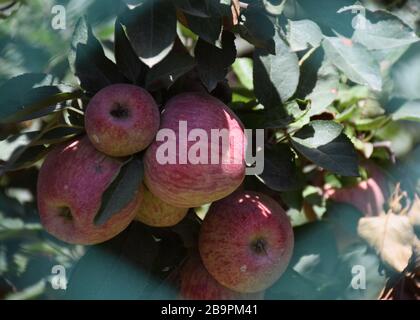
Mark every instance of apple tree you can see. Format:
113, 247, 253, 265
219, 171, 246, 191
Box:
0, 0, 420, 299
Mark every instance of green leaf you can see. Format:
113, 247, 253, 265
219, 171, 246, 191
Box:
352, 10, 419, 50
0, 74, 81, 124
65, 223, 180, 299
261, 100, 307, 129
183, 14, 222, 44
287, 19, 323, 52
195, 30, 236, 91
390, 43, 420, 100
114, 18, 149, 85
322, 36, 382, 91
0, 73, 46, 97
121, 0, 177, 67
253, 33, 300, 108
291, 120, 359, 177
267, 221, 340, 299
256, 143, 300, 191
390, 100, 420, 122
3, 126, 83, 148
174, 0, 231, 17
236, 6, 275, 53
145, 50, 196, 90
70, 17, 126, 94
284, 0, 355, 37
354, 116, 389, 131
232, 57, 253, 90
94, 157, 144, 226
1, 145, 51, 173
31, 126, 84, 146
306, 59, 339, 116
263, 0, 287, 16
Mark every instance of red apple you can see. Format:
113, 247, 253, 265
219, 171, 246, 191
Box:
144, 92, 246, 208
37, 136, 143, 244
135, 185, 188, 227
178, 253, 264, 300
325, 163, 388, 217
85, 84, 160, 157
199, 191, 294, 293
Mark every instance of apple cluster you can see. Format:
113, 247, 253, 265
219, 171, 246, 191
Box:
36, 84, 294, 298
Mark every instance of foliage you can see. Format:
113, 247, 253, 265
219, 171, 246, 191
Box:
0, 0, 420, 299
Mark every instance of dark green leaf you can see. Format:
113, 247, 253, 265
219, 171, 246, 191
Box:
146, 50, 196, 90
65, 223, 176, 299
287, 19, 323, 52
291, 120, 359, 176
283, 0, 355, 38
70, 17, 126, 94
94, 157, 144, 226
253, 33, 300, 108
183, 13, 222, 44
0, 73, 47, 99
261, 101, 307, 128
2, 145, 51, 173
390, 100, 420, 122
256, 143, 300, 191
237, 6, 275, 53
174, 0, 231, 17
352, 10, 419, 50
195, 30, 236, 91
0, 74, 81, 124
263, 0, 287, 16
306, 57, 339, 116
2, 126, 83, 148
390, 43, 420, 100
267, 221, 340, 299
322, 36, 382, 91
121, 0, 177, 67
32, 126, 84, 146
114, 18, 149, 85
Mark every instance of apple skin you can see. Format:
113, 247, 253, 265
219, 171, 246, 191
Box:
325, 164, 388, 217
135, 185, 188, 227
37, 136, 143, 245
178, 253, 264, 300
85, 84, 160, 157
144, 92, 246, 208
199, 191, 294, 293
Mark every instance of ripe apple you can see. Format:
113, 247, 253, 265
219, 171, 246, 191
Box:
85, 84, 160, 157
144, 92, 246, 208
37, 136, 143, 244
178, 253, 264, 300
199, 191, 294, 293
325, 163, 388, 216
135, 185, 188, 227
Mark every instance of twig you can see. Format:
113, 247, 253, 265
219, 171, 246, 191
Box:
299, 47, 317, 66
239, 1, 249, 9
0, 1, 17, 12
